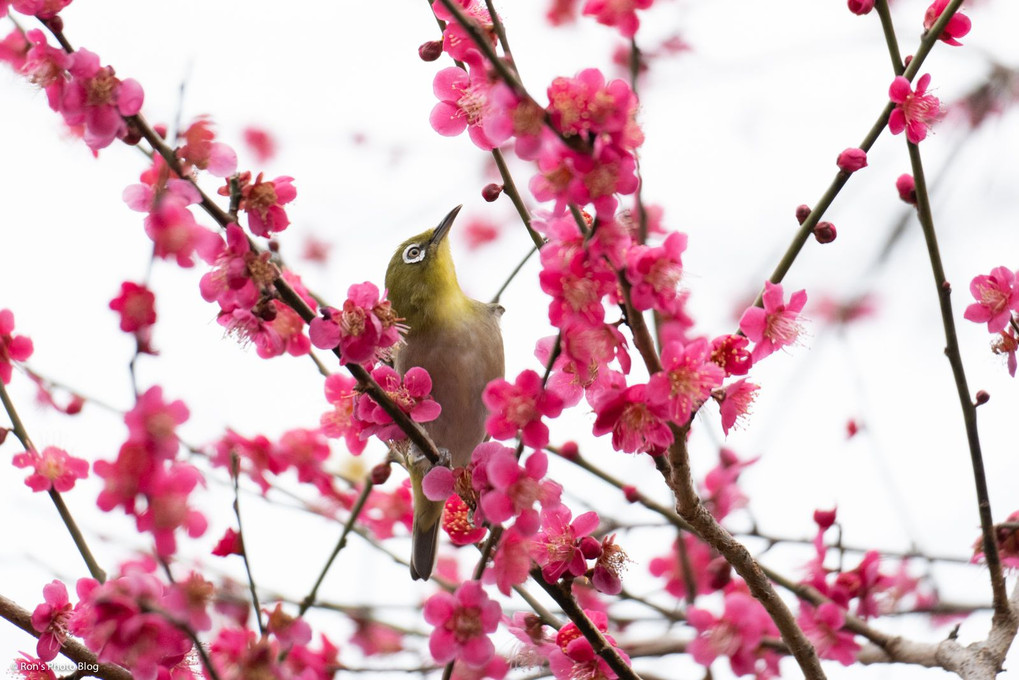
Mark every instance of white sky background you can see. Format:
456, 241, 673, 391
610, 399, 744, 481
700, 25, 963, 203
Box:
2, 0, 1019, 677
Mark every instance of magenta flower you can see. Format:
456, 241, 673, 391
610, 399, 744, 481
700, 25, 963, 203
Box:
710, 334, 752, 376
176, 117, 237, 177
431, 0, 497, 69
530, 504, 599, 583
429, 66, 495, 150
226, 171, 297, 238
356, 365, 441, 441
423, 580, 501, 668
888, 74, 941, 144
320, 373, 367, 455
700, 448, 759, 521
59, 48, 144, 151
540, 240, 616, 328
31, 580, 72, 661
19, 29, 69, 110
0, 308, 33, 384
162, 572, 214, 633
797, 601, 859, 665
490, 528, 533, 595
646, 338, 724, 424
546, 69, 640, 146
964, 266, 1019, 332
717, 378, 758, 435
581, 0, 654, 39
483, 369, 564, 449
481, 448, 562, 534
625, 231, 688, 312
739, 281, 807, 362
688, 592, 773, 676
309, 282, 402, 366
70, 572, 194, 678
109, 281, 156, 333
591, 382, 674, 454
132, 463, 208, 557
12, 446, 89, 493
549, 611, 630, 680
924, 0, 971, 46
649, 534, 716, 600
124, 385, 189, 460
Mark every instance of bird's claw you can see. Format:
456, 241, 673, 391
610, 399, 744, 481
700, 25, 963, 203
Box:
409, 446, 451, 476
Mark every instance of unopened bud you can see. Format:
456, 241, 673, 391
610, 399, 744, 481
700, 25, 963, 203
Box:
579, 536, 602, 560
975, 390, 990, 406
896, 174, 917, 205
42, 15, 64, 32
814, 221, 837, 244
482, 183, 503, 202
418, 40, 444, 62
65, 396, 85, 415
370, 462, 392, 485
121, 126, 142, 146
622, 485, 639, 503
836, 147, 868, 173
847, 0, 875, 15
153, 123, 168, 139
0, 427, 8, 445
557, 441, 579, 460
795, 204, 812, 225
706, 556, 732, 590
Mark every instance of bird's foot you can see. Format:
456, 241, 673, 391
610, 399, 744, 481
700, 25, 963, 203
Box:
409, 446, 451, 476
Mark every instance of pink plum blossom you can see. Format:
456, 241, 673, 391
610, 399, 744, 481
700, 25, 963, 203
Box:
688, 592, 773, 676
31, 580, 72, 661
530, 505, 599, 583
356, 365, 441, 441
992, 328, 1018, 377
58, 48, 144, 151
0, 308, 33, 384
581, 0, 653, 38
12, 446, 89, 493
483, 369, 564, 449
739, 281, 807, 361
549, 611, 629, 680
176, 116, 237, 177
924, 0, 971, 46
798, 601, 859, 665
430, 65, 495, 150
591, 381, 673, 454
710, 334, 752, 376
309, 282, 402, 366
625, 231, 687, 312
480, 448, 562, 534
320, 373, 367, 455
888, 74, 941, 144
423, 580, 501, 667
964, 266, 1019, 332
717, 378, 758, 435
646, 338, 724, 424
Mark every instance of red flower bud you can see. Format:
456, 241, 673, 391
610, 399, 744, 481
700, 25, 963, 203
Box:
482, 183, 503, 202
795, 204, 812, 225
371, 462, 392, 485
418, 40, 444, 62
814, 221, 837, 244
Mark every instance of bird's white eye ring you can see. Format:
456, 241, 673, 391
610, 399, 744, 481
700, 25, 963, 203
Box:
403, 244, 426, 264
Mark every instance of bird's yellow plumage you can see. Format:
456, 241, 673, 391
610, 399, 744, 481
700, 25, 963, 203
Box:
385, 206, 505, 580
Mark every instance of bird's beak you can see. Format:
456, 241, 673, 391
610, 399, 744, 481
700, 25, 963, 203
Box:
430, 205, 462, 247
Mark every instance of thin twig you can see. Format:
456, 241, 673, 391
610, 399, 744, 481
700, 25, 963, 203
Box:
231, 453, 265, 635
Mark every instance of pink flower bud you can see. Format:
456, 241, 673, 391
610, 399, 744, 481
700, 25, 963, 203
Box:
814, 221, 837, 244
795, 204, 812, 225
896, 174, 917, 204
482, 183, 503, 202
418, 40, 443, 62
706, 556, 732, 590
558, 441, 579, 460
579, 536, 602, 560
836, 147, 868, 173
622, 485, 639, 503
975, 390, 990, 406
847, 0, 874, 15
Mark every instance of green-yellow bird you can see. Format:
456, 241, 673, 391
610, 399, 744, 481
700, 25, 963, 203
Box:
385, 205, 505, 581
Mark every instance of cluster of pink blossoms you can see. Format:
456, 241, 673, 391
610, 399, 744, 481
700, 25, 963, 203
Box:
94, 386, 206, 556
963, 266, 1019, 376
0, 308, 33, 385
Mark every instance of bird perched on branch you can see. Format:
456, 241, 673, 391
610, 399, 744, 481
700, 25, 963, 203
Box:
385, 205, 505, 581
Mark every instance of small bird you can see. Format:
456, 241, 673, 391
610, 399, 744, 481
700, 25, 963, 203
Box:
385, 205, 505, 581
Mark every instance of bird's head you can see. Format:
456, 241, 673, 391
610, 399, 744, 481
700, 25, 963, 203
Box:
385, 205, 468, 332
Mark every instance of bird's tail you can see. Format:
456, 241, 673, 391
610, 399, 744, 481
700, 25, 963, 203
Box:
410, 508, 442, 581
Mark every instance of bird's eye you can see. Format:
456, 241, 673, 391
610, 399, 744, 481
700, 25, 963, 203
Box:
402, 244, 426, 264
